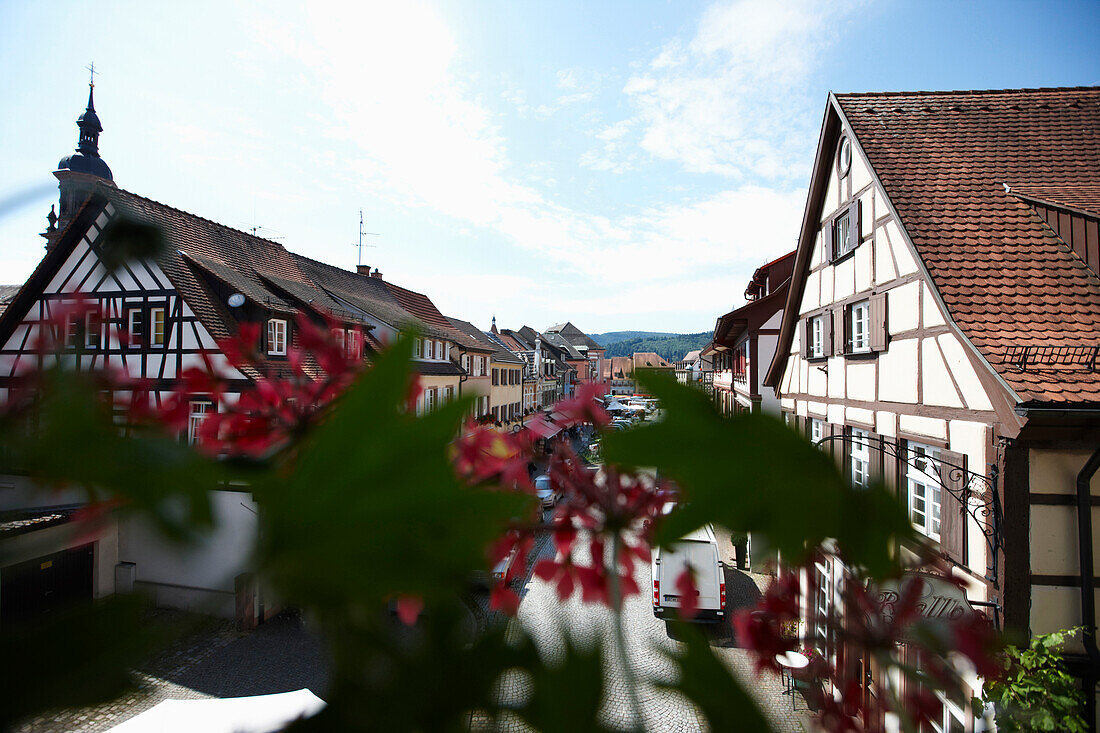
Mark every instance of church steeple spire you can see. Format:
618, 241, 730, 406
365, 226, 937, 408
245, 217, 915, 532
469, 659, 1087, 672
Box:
45, 70, 115, 250
75, 77, 103, 157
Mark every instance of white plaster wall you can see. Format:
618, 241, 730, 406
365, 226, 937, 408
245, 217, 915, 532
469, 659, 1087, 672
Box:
119, 489, 258, 618
827, 356, 846, 398
923, 286, 946, 327
827, 403, 845, 425
801, 270, 820, 314
875, 411, 897, 437
888, 281, 920, 335
807, 400, 827, 417
846, 362, 876, 402
936, 334, 994, 411
854, 244, 873, 293
898, 414, 947, 441
877, 338, 918, 403
846, 406, 874, 426
921, 338, 964, 408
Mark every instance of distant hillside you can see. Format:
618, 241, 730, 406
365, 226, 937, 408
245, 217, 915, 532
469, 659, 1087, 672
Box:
600, 332, 711, 362
589, 331, 678, 346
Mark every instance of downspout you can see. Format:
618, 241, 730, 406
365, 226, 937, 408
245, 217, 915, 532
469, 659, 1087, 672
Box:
1077, 445, 1100, 730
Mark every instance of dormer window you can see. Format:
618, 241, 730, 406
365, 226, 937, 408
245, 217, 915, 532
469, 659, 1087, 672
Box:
267, 318, 287, 356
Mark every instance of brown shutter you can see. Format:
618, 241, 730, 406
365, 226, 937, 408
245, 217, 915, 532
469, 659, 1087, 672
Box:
880, 433, 897, 497
833, 307, 846, 356
869, 292, 888, 352
801, 319, 810, 359
938, 449, 967, 566
848, 199, 861, 252
822, 310, 833, 357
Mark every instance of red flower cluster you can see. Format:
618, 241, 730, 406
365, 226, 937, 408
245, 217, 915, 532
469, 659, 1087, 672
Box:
734, 552, 1003, 732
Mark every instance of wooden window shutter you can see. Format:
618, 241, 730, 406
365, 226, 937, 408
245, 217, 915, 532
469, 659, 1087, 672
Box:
801, 319, 810, 359
821, 311, 833, 357
938, 449, 967, 566
869, 292, 888, 352
847, 199, 861, 252
833, 307, 846, 356
883, 438, 901, 498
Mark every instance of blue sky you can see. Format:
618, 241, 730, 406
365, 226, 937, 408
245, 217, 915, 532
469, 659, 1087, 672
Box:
1, 1, 1097, 334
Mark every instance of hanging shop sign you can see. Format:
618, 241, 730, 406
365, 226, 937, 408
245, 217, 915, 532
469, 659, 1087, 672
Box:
872, 573, 975, 625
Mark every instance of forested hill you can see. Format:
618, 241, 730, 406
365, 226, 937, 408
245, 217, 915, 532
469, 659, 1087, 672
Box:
593, 332, 712, 362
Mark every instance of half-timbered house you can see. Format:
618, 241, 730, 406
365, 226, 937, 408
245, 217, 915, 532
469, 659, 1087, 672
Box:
764, 86, 1100, 728
710, 250, 794, 416
0, 87, 480, 621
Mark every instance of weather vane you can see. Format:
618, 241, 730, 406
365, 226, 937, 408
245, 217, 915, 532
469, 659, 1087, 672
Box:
86, 61, 97, 88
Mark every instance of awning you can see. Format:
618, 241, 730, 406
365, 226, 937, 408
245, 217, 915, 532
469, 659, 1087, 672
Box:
524, 414, 562, 440
549, 410, 569, 423
106, 689, 325, 733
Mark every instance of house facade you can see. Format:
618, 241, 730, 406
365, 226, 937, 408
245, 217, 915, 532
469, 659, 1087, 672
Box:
710, 251, 793, 416
764, 87, 1100, 729
0, 87, 482, 622
545, 322, 605, 384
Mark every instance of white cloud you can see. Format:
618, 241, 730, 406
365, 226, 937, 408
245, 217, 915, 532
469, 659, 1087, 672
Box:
256, 1, 809, 327
615, 0, 861, 179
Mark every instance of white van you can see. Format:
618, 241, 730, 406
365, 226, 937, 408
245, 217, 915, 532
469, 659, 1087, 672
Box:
651, 524, 726, 622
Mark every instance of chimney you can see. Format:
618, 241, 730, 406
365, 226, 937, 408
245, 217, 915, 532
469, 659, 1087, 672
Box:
356, 265, 371, 275
370, 268, 383, 279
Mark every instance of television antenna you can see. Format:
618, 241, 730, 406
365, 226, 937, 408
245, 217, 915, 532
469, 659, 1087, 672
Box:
352, 209, 380, 266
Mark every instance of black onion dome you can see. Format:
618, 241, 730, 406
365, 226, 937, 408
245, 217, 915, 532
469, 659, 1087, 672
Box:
57, 152, 113, 180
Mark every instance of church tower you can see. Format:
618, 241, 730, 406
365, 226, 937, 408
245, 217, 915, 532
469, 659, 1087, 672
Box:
44, 75, 115, 249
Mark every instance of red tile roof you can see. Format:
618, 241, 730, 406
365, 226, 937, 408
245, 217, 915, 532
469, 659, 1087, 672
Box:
834, 87, 1100, 404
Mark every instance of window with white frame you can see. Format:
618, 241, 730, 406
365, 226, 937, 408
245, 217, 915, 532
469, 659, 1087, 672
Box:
907, 442, 943, 541
849, 300, 870, 353
267, 318, 287, 356
84, 311, 101, 349
834, 209, 854, 258
809, 314, 825, 359
346, 330, 362, 360
413, 338, 422, 359
127, 308, 144, 347
150, 307, 167, 347
810, 418, 824, 444
813, 558, 832, 656
331, 328, 345, 351
850, 427, 870, 488
187, 400, 213, 445
461, 353, 470, 371
63, 312, 79, 348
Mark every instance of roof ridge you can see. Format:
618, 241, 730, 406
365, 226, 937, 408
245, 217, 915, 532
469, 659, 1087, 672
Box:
835, 85, 1100, 99
107, 183, 289, 249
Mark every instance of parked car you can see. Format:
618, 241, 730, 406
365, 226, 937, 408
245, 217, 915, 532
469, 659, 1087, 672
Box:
651, 524, 726, 622
534, 474, 556, 508
471, 544, 520, 589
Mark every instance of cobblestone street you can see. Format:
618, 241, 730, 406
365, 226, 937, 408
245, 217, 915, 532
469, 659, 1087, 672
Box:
14, 611, 329, 733
481, 522, 817, 732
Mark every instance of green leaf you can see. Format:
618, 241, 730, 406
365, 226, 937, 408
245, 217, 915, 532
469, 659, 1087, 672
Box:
256, 333, 531, 610
0, 367, 217, 543
285, 599, 520, 733
602, 372, 913, 576
656, 621, 774, 732
0, 596, 170, 730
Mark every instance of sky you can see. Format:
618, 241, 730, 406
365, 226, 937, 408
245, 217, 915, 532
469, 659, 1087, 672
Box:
1, 1, 1098, 335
